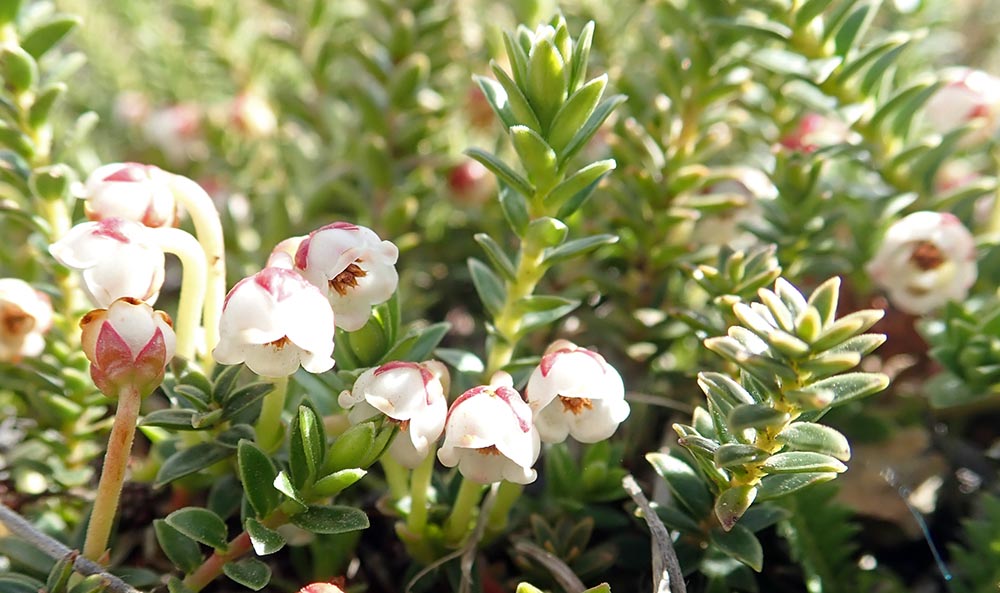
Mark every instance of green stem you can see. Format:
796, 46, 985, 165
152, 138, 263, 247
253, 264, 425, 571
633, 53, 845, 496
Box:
485, 235, 548, 375
255, 376, 288, 451
168, 175, 226, 370
984, 152, 1000, 236
407, 448, 436, 534
82, 384, 142, 562
148, 227, 207, 362
485, 480, 523, 535
381, 455, 409, 502
443, 477, 485, 544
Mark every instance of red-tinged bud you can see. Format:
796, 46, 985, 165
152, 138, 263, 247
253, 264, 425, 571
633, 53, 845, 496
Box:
80, 297, 176, 398
299, 580, 346, 593
448, 159, 495, 205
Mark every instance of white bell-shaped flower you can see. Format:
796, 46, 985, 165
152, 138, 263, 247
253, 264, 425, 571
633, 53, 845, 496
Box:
438, 372, 539, 484
525, 340, 630, 444
866, 211, 977, 315
84, 163, 177, 228
0, 278, 53, 362
49, 218, 166, 307
338, 360, 449, 468
213, 267, 335, 376
293, 222, 399, 331
267, 235, 306, 270
924, 68, 1000, 143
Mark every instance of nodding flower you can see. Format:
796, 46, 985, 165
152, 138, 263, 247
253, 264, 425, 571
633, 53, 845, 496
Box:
0, 278, 53, 363
84, 163, 178, 228
292, 222, 399, 332
213, 267, 335, 377
438, 372, 540, 485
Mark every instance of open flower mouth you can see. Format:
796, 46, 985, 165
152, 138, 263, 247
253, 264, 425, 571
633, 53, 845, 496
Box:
909, 241, 946, 271
266, 336, 291, 349
476, 445, 502, 456
329, 262, 367, 296
559, 396, 594, 415
1, 306, 34, 335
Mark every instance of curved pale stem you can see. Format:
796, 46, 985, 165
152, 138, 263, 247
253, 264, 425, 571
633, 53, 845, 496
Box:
148, 227, 207, 362
256, 376, 288, 451
82, 384, 142, 562
168, 175, 226, 367
443, 477, 486, 544
407, 448, 436, 534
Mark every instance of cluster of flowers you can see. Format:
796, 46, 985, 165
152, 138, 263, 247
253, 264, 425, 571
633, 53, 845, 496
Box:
338, 339, 630, 484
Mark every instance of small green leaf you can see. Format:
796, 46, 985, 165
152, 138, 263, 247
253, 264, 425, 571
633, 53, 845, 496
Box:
191, 408, 223, 429
434, 348, 485, 374
290, 505, 370, 534
475, 74, 517, 130
568, 21, 595, 92
21, 16, 80, 59
273, 471, 306, 509
245, 518, 285, 556
756, 472, 837, 500
222, 382, 273, 420
222, 557, 271, 591
547, 159, 616, 217
776, 422, 851, 461
543, 233, 618, 264
28, 83, 66, 128
646, 452, 713, 517
323, 422, 376, 474
547, 74, 607, 155
832, 2, 877, 57
468, 257, 506, 316
510, 125, 557, 188
515, 295, 580, 333
795, 0, 836, 27
0, 0, 21, 25
498, 184, 530, 236
313, 468, 367, 497
289, 405, 325, 489
581, 584, 611, 593
140, 409, 199, 430
557, 95, 626, 167
44, 548, 76, 593
698, 373, 757, 407
811, 310, 884, 351
516, 584, 545, 593
154, 520, 203, 573
803, 372, 890, 406
710, 524, 764, 571
172, 384, 211, 410
155, 442, 231, 487
466, 147, 533, 198
526, 37, 568, 130
474, 233, 516, 280
761, 452, 847, 474
715, 444, 770, 469
238, 440, 281, 517
715, 485, 758, 531
728, 404, 790, 432
165, 508, 230, 551
524, 216, 568, 248
0, 46, 37, 93
0, 575, 45, 593
212, 364, 243, 402
485, 66, 543, 131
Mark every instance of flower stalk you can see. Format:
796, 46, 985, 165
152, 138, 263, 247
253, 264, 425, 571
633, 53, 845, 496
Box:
255, 375, 288, 451
407, 447, 436, 534
443, 478, 485, 544
148, 227, 207, 361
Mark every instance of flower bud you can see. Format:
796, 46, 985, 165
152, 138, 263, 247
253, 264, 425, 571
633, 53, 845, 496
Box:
438, 372, 539, 484
447, 159, 495, 205
294, 222, 399, 331
299, 580, 346, 593
525, 340, 630, 444
213, 267, 335, 376
924, 67, 1000, 143
267, 235, 306, 269
780, 113, 851, 153
0, 278, 53, 362
338, 360, 449, 468
230, 92, 278, 138
143, 104, 203, 164
866, 211, 977, 315
84, 163, 177, 228
49, 218, 166, 307
80, 297, 175, 398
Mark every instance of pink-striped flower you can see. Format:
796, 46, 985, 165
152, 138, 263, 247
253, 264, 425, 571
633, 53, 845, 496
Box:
525, 340, 630, 444
338, 360, 449, 468
293, 223, 399, 331
80, 297, 175, 398
866, 211, 977, 315
213, 268, 335, 376
84, 163, 177, 228
49, 218, 166, 307
0, 278, 53, 362
438, 372, 539, 484
924, 68, 1000, 143
780, 113, 851, 153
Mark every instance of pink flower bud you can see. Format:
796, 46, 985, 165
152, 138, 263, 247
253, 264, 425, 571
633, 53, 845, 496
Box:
143, 104, 203, 164
338, 360, 449, 468
84, 163, 178, 228
447, 159, 495, 205
0, 278, 53, 362
213, 267, 335, 376
299, 580, 346, 593
924, 68, 1000, 143
49, 218, 166, 307
294, 223, 399, 331
866, 211, 977, 315
780, 113, 851, 153
438, 372, 539, 484
525, 340, 630, 444
80, 297, 175, 397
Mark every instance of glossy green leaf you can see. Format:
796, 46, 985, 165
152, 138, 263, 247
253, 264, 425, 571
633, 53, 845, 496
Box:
487, 64, 542, 131
557, 94, 626, 167
548, 159, 615, 217
289, 405, 325, 489
476, 73, 519, 130
0, 575, 45, 593
222, 557, 271, 591
516, 295, 580, 333
474, 233, 516, 280
795, 0, 836, 27
468, 257, 506, 316
811, 310, 884, 351
246, 518, 285, 556
45, 547, 76, 593
0, 0, 21, 25
272, 471, 306, 509
498, 184, 530, 236
290, 505, 370, 534
832, 2, 877, 57
728, 404, 790, 432
715, 485, 758, 531
526, 37, 568, 130
222, 382, 273, 420
313, 468, 367, 497
154, 520, 203, 573
646, 452, 713, 517
323, 421, 375, 473
776, 422, 851, 461
21, 16, 80, 59
547, 74, 607, 155
238, 440, 281, 517
140, 408, 198, 430
756, 472, 837, 500
568, 21, 595, 92
510, 125, 557, 187
804, 372, 889, 406
1, 46, 37, 93
467, 147, 534, 199
155, 442, 231, 487
715, 444, 770, 469
524, 216, 568, 248
165, 508, 229, 551
710, 524, 764, 571
212, 364, 243, 403
762, 452, 847, 474
543, 233, 618, 264
28, 83, 66, 128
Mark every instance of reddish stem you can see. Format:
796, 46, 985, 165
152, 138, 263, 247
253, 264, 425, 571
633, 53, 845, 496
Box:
184, 531, 252, 591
